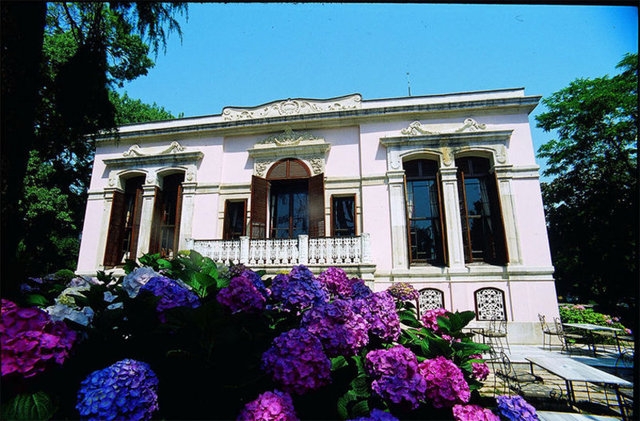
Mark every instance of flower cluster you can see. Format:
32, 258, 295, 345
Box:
1, 299, 76, 378
386, 282, 419, 302
122, 267, 161, 298
76, 359, 159, 421
353, 291, 401, 342
469, 354, 490, 381
365, 345, 427, 410
217, 272, 267, 314
418, 356, 471, 408
420, 307, 448, 333
495, 395, 538, 421
261, 328, 332, 395
452, 404, 500, 421
317, 266, 355, 298
301, 299, 369, 357
237, 389, 299, 421
139, 276, 201, 322
348, 408, 400, 421
270, 266, 328, 312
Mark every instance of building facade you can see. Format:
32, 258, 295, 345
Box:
77, 89, 559, 343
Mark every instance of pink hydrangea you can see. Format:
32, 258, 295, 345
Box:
420, 307, 448, 333
453, 404, 500, 421
237, 389, 299, 421
418, 356, 471, 408
469, 354, 490, 381
1, 299, 76, 378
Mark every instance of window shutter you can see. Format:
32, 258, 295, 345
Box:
128, 186, 144, 261
149, 187, 163, 254
250, 175, 268, 238
103, 190, 126, 267
457, 169, 473, 263
489, 172, 508, 265
436, 171, 448, 266
308, 173, 325, 238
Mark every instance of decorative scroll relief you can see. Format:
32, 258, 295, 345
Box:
400, 118, 487, 136
256, 127, 321, 147
122, 141, 185, 157
222, 94, 362, 121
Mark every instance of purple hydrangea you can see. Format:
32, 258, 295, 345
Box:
217, 272, 267, 314
386, 282, 419, 302
1, 299, 76, 378
365, 345, 427, 410
352, 291, 400, 342
495, 395, 538, 421
418, 356, 471, 408
300, 299, 369, 357
348, 408, 400, 421
139, 276, 200, 322
452, 404, 500, 421
420, 307, 448, 333
469, 354, 490, 381
122, 267, 161, 298
76, 359, 159, 421
261, 328, 332, 395
350, 278, 373, 299
317, 267, 353, 298
237, 389, 299, 421
270, 266, 328, 312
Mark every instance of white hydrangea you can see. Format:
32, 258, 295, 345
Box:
122, 267, 161, 298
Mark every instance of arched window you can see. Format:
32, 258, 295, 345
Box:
456, 157, 507, 265
149, 173, 185, 258
474, 287, 506, 321
403, 159, 446, 266
104, 175, 145, 266
250, 159, 324, 239
418, 288, 445, 317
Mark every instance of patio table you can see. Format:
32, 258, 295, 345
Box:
526, 356, 632, 418
563, 323, 623, 356
537, 410, 621, 420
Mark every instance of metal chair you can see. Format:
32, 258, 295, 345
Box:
495, 351, 564, 403
482, 318, 511, 354
538, 314, 563, 351
554, 318, 589, 354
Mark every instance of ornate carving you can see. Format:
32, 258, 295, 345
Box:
309, 158, 324, 174
419, 289, 445, 313
258, 128, 320, 146
255, 159, 271, 177
475, 288, 506, 321
123, 141, 185, 157
442, 147, 454, 166
496, 145, 507, 164
222, 94, 362, 121
400, 118, 487, 136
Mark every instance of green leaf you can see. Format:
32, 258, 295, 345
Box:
1, 391, 55, 421
24, 294, 49, 307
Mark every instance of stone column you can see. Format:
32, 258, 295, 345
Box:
387, 170, 409, 269
179, 182, 197, 252
494, 167, 522, 264
440, 167, 466, 269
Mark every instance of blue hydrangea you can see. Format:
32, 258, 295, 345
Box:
217, 272, 267, 314
139, 276, 200, 322
76, 359, 159, 421
270, 266, 327, 312
122, 267, 161, 298
495, 395, 538, 421
348, 408, 399, 421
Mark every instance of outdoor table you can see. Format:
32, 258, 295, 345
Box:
563, 323, 623, 356
526, 356, 632, 417
537, 410, 621, 420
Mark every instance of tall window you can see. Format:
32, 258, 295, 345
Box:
404, 159, 445, 266
456, 157, 507, 265
223, 200, 247, 239
104, 175, 145, 266
332, 195, 356, 237
250, 159, 325, 239
150, 173, 184, 258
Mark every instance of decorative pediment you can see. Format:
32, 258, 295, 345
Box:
222, 94, 362, 121
400, 118, 487, 136
104, 141, 203, 168
122, 141, 185, 157
256, 128, 321, 146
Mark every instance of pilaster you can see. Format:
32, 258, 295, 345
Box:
440, 167, 466, 269
387, 170, 409, 269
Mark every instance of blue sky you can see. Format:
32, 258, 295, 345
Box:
118, 3, 638, 172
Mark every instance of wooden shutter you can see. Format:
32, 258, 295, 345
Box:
149, 187, 163, 254
457, 169, 473, 263
436, 171, 448, 266
103, 190, 126, 267
489, 172, 509, 265
308, 173, 325, 238
128, 186, 144, 261
250, 175, 268, 238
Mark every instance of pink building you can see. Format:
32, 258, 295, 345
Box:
77, 89, 559, 343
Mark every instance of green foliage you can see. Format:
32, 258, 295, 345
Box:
535, 52, 638, 326
1, 391, 56, 421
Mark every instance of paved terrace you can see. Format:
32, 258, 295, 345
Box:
477, 343, 636, 420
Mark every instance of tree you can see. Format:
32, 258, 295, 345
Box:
535, 52, 638, 328
1, 2, 187, 297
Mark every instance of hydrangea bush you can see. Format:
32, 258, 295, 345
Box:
1, 250, 540, 420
